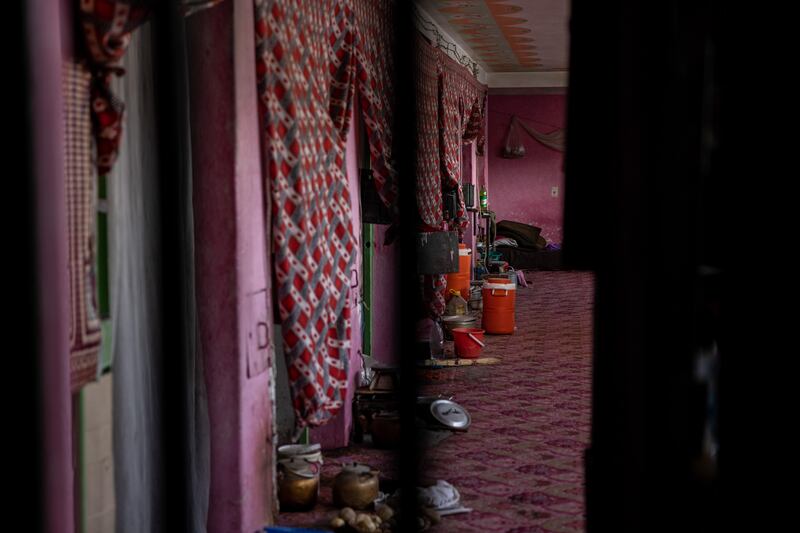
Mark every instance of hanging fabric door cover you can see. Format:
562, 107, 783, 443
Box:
77, 0, 152, 176
255, 0, 367, 427
415, 34, 444, 230
67, 0, 151, 391
78, 0, 226, 176
414, 36, 487, 320
354, 0, 398, 214
414, 35, 446, 319
64, 61, 103, 391
437, 48, 487, 235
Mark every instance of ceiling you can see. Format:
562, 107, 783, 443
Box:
416, 0, 570, 74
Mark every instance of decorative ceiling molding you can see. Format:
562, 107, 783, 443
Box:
414, 5, 486, 81
415, 3, 489, 84
417, 0, 569, 75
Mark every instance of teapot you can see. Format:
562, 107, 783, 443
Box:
332, 463, 380, 510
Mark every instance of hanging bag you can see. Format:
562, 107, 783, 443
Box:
502, 116, 526, 158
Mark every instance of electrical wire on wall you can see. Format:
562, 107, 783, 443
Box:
413, 5, 481, 79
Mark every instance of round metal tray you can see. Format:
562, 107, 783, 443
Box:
428, 399, 471, 430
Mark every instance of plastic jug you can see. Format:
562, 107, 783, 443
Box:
445, 290, 468, 316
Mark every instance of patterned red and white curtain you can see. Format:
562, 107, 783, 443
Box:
354, 0, 397, 214
437, 49, 487, 236
65, 0, 152, 391
77, 0, 152, 175
414, 35, 449, 319
255, 0, 361, 428
78, 0, 226, 175
63, 61, 103, 392
414, 34, 443, 230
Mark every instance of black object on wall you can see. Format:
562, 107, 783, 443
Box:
416, 231, 459, 275
442, 189, 458, 221
361, 169, 392, 225
462, 183, 475, 208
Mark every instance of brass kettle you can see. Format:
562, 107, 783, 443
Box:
332, 463, 380, 510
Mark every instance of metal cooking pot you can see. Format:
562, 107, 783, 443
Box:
276, 444, 322, 511
441, 315, 477, 340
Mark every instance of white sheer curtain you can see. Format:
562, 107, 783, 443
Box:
109, 21, 210, 533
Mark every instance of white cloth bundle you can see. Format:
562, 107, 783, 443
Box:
417, 480, 461, 510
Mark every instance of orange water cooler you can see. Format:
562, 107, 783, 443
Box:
445, 243, 472, 301
482, 278, 516, 334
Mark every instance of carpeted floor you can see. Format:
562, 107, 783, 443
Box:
420, 270, 594, 532
277, 270, 594, 532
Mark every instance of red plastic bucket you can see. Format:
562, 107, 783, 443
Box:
452, 327, 486, 359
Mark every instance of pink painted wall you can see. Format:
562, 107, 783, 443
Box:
30, 0, 75, 530
188, 3, 274, 530
480, 96, 489, 198
454, 100, 489, 275
461, 143, 475, 253
487, 95, 566, 244
370, 225, 399, 366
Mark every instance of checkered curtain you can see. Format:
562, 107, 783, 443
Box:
421, 274, 448, 319
255, 0, 358, 428
474, 93, 487, 156
414, 35, 449, 318
464, 92, 487, 149
415, 34, 443, 230
354, 0, 397, 214
437, 49, 487, 236
64, 61, 103, 392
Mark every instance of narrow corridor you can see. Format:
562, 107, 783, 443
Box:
421, 271, 594, 532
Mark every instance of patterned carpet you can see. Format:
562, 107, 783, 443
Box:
420, 271, 594, 532
277, 271, 594, 532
